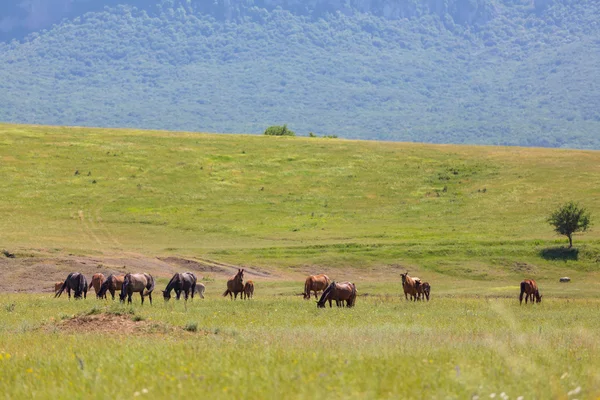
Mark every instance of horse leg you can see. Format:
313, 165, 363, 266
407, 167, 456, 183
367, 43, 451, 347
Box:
110, 288, 115, 301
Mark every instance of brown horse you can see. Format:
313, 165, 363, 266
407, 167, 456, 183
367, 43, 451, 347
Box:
401, 272, 419, 301
54, 281, 64, 295
120, 273, 155, 305
416, 281, 431, 301
243, 281, 254, 300
55, 272, 88, 300
520, 279, 542, 305
303, 274, 330, 300
97, 274, 125, 300
223, 269, 244, 300
89, 273, 106, 299
316, 281, 357, 308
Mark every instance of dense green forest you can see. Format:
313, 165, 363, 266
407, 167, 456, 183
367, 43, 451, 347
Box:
0, 0, 599, 148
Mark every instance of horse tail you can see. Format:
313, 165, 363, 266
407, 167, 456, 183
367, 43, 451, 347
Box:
143, 275, 155, 296
348, 283, 357, 307
223, 289, 230, 297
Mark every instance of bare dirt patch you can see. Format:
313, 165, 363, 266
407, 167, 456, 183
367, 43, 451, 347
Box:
55, 312, 209, 336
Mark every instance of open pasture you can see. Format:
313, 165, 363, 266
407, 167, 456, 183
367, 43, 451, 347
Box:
1, 123, 600, 398
1, 288, 600, 399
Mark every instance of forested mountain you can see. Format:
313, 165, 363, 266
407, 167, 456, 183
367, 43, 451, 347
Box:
1, 0, 599, 148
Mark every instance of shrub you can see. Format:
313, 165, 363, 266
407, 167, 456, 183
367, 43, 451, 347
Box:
264, 124, 295, 136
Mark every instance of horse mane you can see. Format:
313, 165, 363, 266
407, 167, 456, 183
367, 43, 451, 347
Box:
164, 273, 180, 294
317, 282, 335, 306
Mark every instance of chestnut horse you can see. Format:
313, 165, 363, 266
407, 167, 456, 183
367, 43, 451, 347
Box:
89, 273, 106, 299
97, 274, 125, 300
416, 281, 431, 301
120, 273, 155, 305
54, 281, 64, 295
55, 272, 88, 300
400, 272, 419, 301
303, 274, 330, 300
519, 279, 542, 305
316, 281, 357, 308
223, 269, 244, 300
163, 272, 197, 301
243, 280, 254, 300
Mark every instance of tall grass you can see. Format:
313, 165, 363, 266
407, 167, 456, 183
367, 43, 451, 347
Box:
0, 294, 599, 399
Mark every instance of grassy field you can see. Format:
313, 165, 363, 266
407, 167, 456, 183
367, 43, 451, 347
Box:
1, 289, 599, 399
1, 123, 600, 398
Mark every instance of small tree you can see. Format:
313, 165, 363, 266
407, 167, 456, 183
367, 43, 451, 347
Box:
263, 124, 295, 136
547, 201, 591, 248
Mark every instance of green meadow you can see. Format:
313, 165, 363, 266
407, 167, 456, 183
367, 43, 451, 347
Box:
1, 123, 600, 398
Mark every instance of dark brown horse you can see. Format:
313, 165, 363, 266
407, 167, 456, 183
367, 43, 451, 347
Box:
243, 280, 254, 300
223, 269, 244, 300
120, 273, 155, 305
520, 279, 542, 304
400, 272, 419, 301
163, 272, 197, 301
89, 273, 106, 299
316, 281, 357, 308
55, 272, 88, 300
303, 274, 330, 299
416, 281, 431, 301
97, 274, 125, 300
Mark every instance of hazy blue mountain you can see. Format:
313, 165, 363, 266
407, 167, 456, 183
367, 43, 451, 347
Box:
1, 0, 599, 148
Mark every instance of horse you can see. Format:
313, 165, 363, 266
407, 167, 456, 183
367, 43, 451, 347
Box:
89, 273, 106, 299
316, 281, 357, 308
55, 272, 88, 300
120, 273, 155, 305
194, 282, 206, 299
243, 281, 254, 300
303, 274, 330, 300
163, 272, 197, 301
416, 281, 431, 301
97, 274, 125, 300
519, 279, 542, 305
54, 281, 64, 296
223, 269, 244, 300
401, 272, 419, 301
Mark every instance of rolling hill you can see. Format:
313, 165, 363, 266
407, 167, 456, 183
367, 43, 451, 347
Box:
1, 123, 599, 280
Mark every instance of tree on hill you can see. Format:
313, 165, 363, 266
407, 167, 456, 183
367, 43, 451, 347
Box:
264, 124, 295, 136
547, 201, 591, 248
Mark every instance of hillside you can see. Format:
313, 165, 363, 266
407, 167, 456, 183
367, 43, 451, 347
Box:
0, 0, 599, 148
1, 123, 599, 281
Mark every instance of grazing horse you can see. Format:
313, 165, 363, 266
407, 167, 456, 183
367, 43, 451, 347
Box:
194, 282, 206, 299
54, 281, 64, 296
120, 273, 155, 305
243, 281, 254, 300
89, 273, 106, 299
97, 274, 125, 300
223, 269, 245, 300
163, 272, 197, 301
316, 281, 357, 308
416, 281, 431, 301
519, 279, 542, 305
303, 274, 331, 300
401, 272, 419, 301
55, 272, 88, 300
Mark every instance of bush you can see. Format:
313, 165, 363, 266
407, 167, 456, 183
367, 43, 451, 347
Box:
264, 124, 295, 136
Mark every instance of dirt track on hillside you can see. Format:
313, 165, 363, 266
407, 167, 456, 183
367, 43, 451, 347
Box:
0, 252, 281, 293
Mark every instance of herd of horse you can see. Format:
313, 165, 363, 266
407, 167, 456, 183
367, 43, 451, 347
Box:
53, 270, 542, 306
